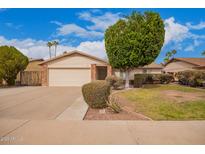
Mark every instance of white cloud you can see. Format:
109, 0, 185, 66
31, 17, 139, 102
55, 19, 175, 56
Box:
50, 20, 63, 26
186, 22, 205, 30
76, 40, 106, 58
51, 11, 120, 39
78, 11, 121, 31
184, 45, 194, 51
164, 17, 189, 46
5, 22, 22, 29
184, 39, 202, 52
56, 23, 103, 38
193, 39, 202, 46
0, 35, 106, 59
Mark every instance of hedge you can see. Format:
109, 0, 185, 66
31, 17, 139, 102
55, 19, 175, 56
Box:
82, 80, 110, 108
105, 75, 124, 90
134, 73, 174, 87
176, 70, 205, 87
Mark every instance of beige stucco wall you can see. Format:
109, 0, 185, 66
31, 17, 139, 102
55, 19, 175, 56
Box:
47, 54, 107, 68
163, 61, 196, 73
114, 68, 162, 80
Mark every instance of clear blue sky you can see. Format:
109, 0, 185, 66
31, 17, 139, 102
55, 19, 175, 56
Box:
0, 8, 205, 63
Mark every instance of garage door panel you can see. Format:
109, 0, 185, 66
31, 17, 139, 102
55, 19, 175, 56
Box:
49, 68, 91, 86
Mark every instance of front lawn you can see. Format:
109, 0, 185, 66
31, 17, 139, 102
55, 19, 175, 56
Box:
117, 84, 205, 120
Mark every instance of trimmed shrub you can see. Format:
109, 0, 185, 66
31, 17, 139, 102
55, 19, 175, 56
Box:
0, 77, 2, 86
134, 74, 174, 87
105, 75, 124, 90
82, 80, 110, 108
158, 74, 174, 84
146, 74, 154, 84
176, 71, 192, 85
105, 75, 117, 87
152, 74, 161, 84
176, 70, 205, 87
113, 77, 124, 90
134, 74, 147, 87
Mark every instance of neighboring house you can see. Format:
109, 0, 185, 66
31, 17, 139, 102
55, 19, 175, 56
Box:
16, 58, 44, 85
39, 51, 112, 87
163, 58, 205, 73
24, 58, 44, 72
114, 62, 164, 80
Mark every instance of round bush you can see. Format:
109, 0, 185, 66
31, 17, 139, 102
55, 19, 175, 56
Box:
134, 74, 147, 87
113, 77, 124, 90
159, 74, 174, 84
105, 75, 124, 90
105, 75, 117, 87
82, 80, 110, 108
176, 71, 205, 87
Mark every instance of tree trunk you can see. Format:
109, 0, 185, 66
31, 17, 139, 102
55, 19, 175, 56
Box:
55, 46, 57, 57
49, 47, 51, 58
125, 69, 129, 88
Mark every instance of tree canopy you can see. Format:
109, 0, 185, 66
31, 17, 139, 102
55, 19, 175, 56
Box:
202, 50, 205, 56
0, 46, 29, 85
105, 11, 165, 70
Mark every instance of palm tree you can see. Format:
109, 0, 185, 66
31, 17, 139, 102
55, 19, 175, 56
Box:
164, 49, 177, 63
52, 41, 59, 57
47, 41, 53, 58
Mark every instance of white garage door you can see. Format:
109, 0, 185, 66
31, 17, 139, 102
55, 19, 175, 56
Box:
49, 68, 91, 86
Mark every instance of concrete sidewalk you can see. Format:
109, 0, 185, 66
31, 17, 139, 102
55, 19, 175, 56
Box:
56, 96, 88, 120
0, 119, 205, 144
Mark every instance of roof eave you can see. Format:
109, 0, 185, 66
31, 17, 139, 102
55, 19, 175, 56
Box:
39, 50, 108, 65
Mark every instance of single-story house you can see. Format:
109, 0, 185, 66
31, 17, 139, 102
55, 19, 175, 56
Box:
163, 58, 205, 73
114, 62, 163, 80
39, 51, 112, 87
39, 50, 164, 87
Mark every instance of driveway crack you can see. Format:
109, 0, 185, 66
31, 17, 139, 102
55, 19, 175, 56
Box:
126, 122, 140, 144
2, 120, 30, 137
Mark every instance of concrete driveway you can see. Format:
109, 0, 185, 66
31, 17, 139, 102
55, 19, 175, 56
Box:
0, 86, 205, 144
0, 86, 84, 120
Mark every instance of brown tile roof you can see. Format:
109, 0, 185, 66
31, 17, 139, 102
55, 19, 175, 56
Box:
142, 62, 164, 68
165, 58, 205, 66
39, 50, 108, 65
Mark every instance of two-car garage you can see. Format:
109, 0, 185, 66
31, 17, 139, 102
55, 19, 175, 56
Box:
40, 51, 110, 87
48, 68, 91, 87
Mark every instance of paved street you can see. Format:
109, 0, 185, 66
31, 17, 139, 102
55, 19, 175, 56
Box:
0, 119, 205, 144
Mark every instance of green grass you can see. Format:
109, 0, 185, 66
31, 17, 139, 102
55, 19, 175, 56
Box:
119, 84, 205, 120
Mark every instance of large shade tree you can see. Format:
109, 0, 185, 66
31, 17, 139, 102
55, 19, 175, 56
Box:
0, 46, 29, 85
105, 11, 165, 88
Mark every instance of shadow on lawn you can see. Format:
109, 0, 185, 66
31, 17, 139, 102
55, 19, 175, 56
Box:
142, 84, 161, 89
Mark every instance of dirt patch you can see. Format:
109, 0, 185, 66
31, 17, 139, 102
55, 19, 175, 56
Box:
84, 107, 150, 120
84, 92, 151, 120
162, 90, 205, 103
